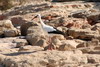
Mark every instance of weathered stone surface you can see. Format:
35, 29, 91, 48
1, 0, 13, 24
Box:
0, 20, 19, 37
91, 23, 100, 34
12, 39, 28, 48
0, 43, 16, 49
0, 1, 100, 67
68, 28, 99, 40
87, 12, 100, 25
77, 38, 99, 48
58, 40, 79, 51
0, 14, 7, 20
26, 22, 48, 47
11, 17, 26, 27
87, 54, 100, 63
0, 50, 88, 67
4, 28, 19, 37
18, 45, 44, 52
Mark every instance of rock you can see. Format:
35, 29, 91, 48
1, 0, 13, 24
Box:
0, 43, 16, 49
18, 45, 44, 52
45, 17, 64, 27
26, 22, 48, 47
82, 24, 92, 29
49, 34, 65, 40
11, 17, 26, 27
20, 21, 41, 36
0, 14, 7, 20
91, 23, 100, 34
0, 50, 88, 67
0, 20, 19, 37
71, 10, 87, 18
58, 40, 79, 51
87, 12, 100, 25
94, 46, 100, 50
78, 47, 93, 53
77, 39, 99, 48
68, 28, 99, 40
87, 54, 100, 63
4, 28, 19, 37
77, 42, 87, 48
63, 18, 89, 29
12, 39, 28, 48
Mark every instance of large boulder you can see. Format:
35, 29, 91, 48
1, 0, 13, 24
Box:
11, 17, 26, 27
20, 21, 36, 36
26, 22, 48, 47
0, 20, 19, 37
68, 28, 100, 40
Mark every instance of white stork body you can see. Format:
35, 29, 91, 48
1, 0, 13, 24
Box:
33, 14, 63, 34
37, 14, 57, 32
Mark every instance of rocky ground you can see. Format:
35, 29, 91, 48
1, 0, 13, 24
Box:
0, 0, 100, 67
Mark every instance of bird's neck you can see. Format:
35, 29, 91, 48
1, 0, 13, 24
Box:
39, 16, 45, 26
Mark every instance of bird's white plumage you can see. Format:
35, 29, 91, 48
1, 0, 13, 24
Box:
43, 25, 56, 32
36, 14, 57, 32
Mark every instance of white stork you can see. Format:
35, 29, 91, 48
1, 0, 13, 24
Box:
32, 14, 64, 50
32, 14, 64, 35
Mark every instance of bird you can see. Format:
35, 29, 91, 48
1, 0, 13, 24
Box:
32, 14, 64, 50
32, 14, 64, 35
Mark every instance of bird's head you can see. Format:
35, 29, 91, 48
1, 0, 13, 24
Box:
31, 14, 41, 20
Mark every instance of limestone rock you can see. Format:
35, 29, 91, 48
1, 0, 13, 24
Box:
4, 28, 19, 37
18, 45, 44, 52
11, 17, 26, 27
68, 28, 99, 40
87, 54, 100, 63
58, 40, 79, 51
87, 12, 100, 25
12, 39, 28, 48
0, 43, 16, 49
0, 14, 7, 20
26, 22, 48, 47
49, 34, 65, 40
0, 50, 88, 67
0, 20, 19, 37
77, 39, 99, 48
91, 23, 100, 34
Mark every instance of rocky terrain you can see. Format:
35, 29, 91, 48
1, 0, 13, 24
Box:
0, 0, 100, 67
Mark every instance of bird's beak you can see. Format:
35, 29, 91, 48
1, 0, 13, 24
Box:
31, 15, 38, 20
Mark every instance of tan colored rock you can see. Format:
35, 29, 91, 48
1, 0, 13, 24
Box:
0, 43, 16, 49
94, 46, 100, 50
12, 39, 28, 48
78, 47, 93, 53
26, 22, 48, 47
0, 14, 7, 20
91, 23, 100, 34
11, 17, 26, 26
49, 34, 65, 40
0, 50, 88, 67
87, 12, 100, 25
4, 28, 19, 37
77, 42, 86, 48
68, 28, 99, 40
58, 40, 79, 51
77, 39, 99, 48
0, 20, 19, 37
18, 45, 44, 52
87, 54, 100, 63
